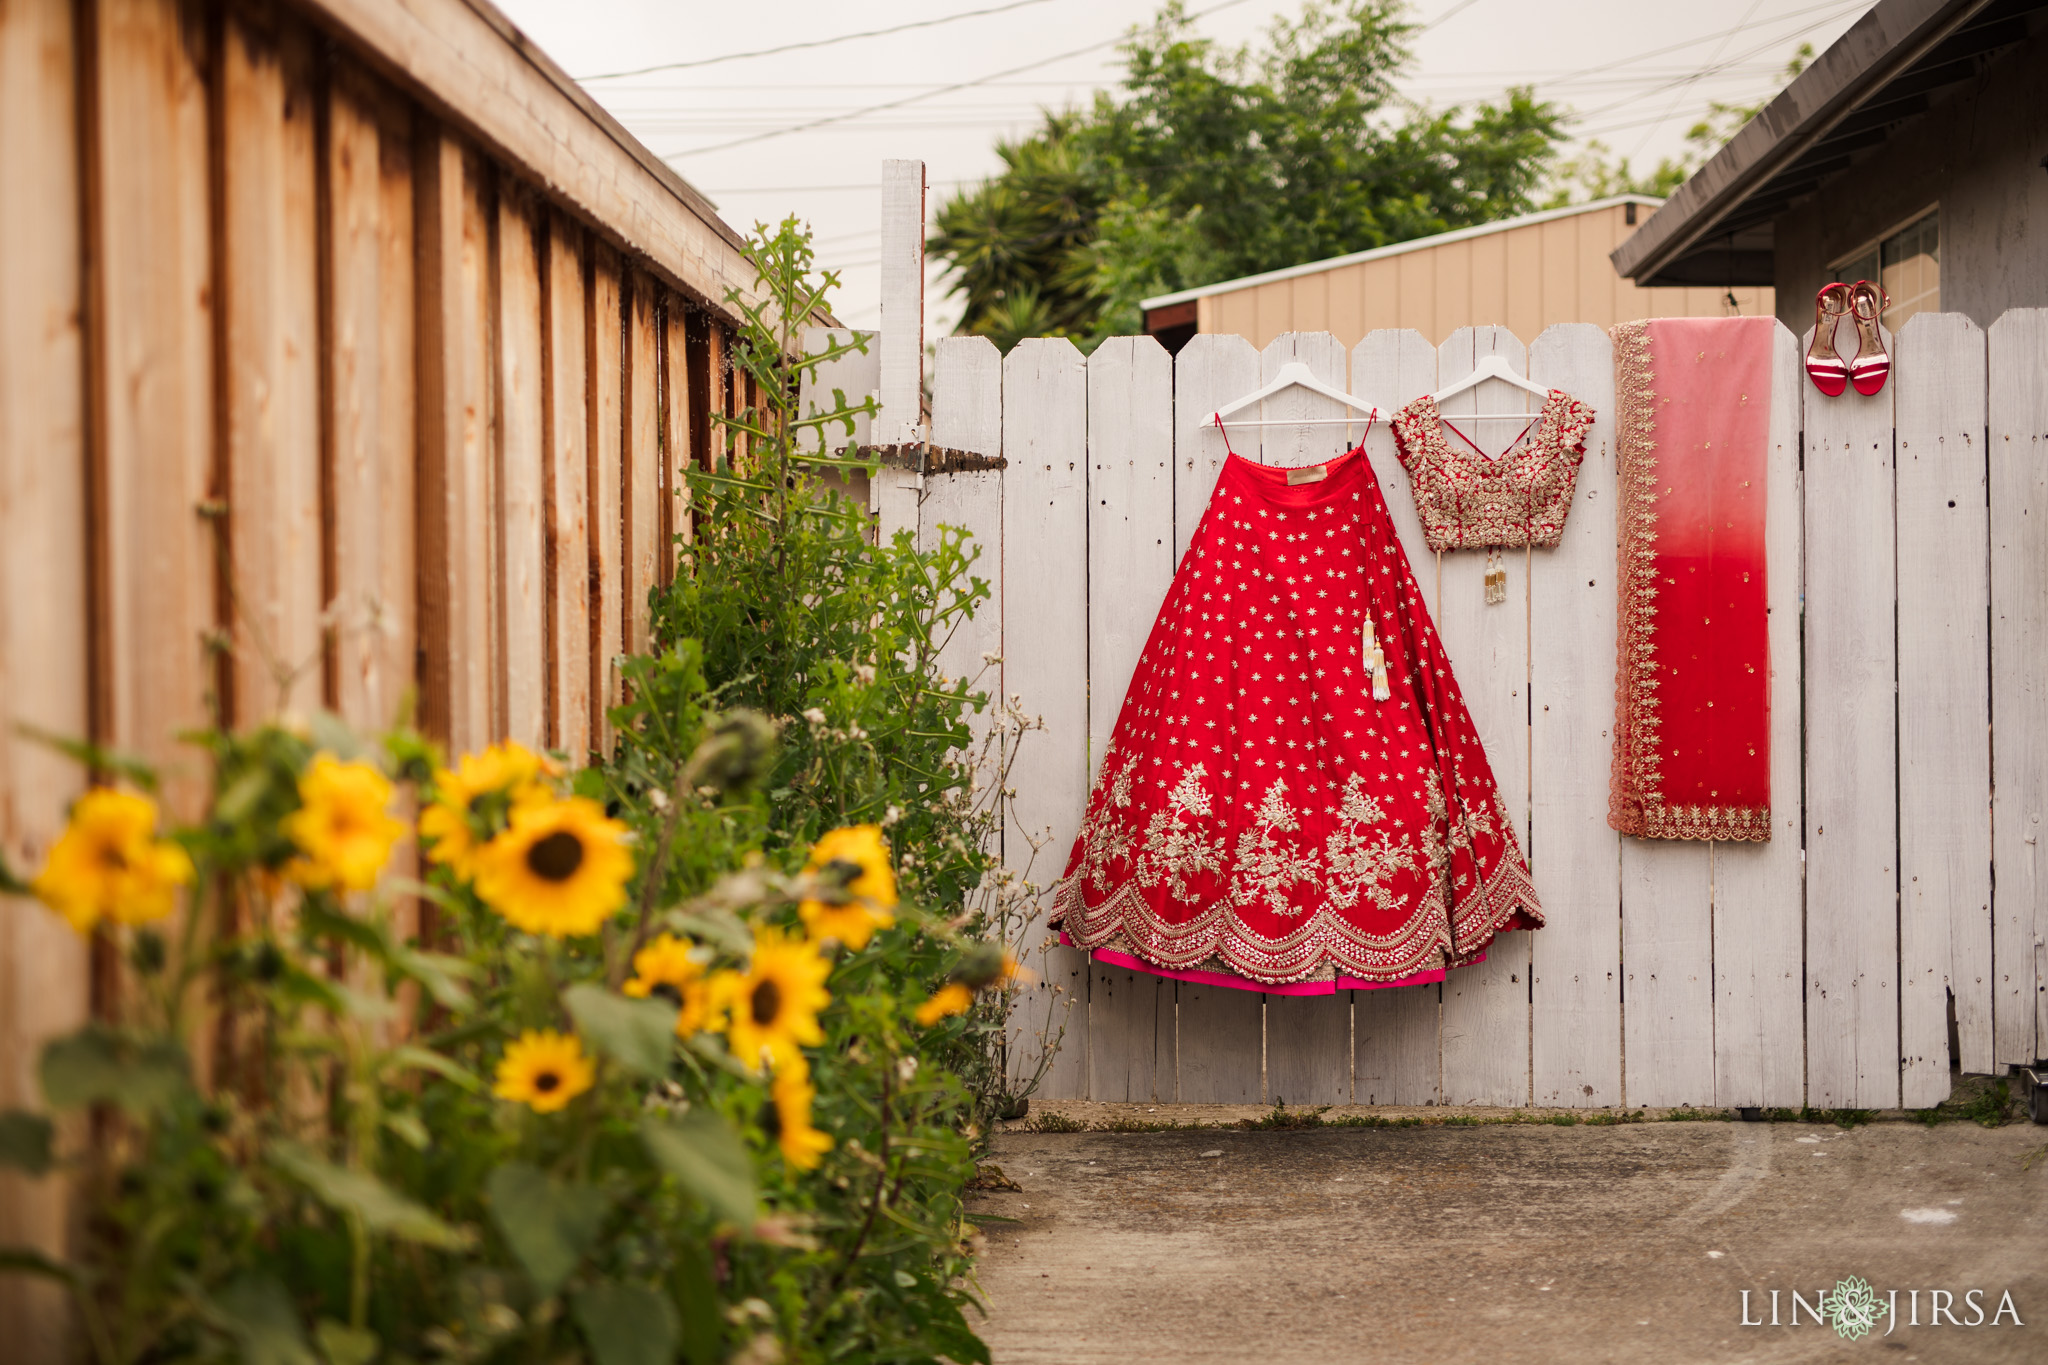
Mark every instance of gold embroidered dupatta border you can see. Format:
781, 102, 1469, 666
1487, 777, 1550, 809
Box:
1607, 321, 1770, 843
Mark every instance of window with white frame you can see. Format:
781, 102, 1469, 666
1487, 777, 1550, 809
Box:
1831, 208, 1940, 329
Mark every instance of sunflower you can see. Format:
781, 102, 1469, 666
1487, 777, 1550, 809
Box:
623, 933, 714, 1036
418, 741, 556, 880
31, 788, 194, 934
914, 982, 973, 1026
763, 1065, 832, 1170
282, 754, 407, 892
493, 1029, 596, 1113
473, 797, 633, 938
797, 824, 898, 950
714, 927, 831, 1072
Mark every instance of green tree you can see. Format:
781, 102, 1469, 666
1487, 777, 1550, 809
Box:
929, 0, 1568, 347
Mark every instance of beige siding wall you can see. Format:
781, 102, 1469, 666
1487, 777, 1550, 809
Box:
1195, 203, 1773, 348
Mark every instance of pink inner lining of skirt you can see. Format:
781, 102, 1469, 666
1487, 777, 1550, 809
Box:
1057, 929, 1480, 995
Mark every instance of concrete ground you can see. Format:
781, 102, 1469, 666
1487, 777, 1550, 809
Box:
967, 1103, 2048, 1363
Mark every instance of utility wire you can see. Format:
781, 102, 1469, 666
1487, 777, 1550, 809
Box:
665, 0, 1255, 159
1625, 0, 1766, 159
579, 0, 1059, 82
1416, 0, 1486, 34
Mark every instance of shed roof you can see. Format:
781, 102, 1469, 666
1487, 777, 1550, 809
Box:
1137, 196, 1667, 312
1612, 0, 2048, 287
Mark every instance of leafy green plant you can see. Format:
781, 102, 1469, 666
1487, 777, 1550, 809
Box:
0, 218, 1027, 1365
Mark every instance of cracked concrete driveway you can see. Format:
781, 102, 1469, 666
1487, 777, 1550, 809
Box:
968, 1114, 2047, 1363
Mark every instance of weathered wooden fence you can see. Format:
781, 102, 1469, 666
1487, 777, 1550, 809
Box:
0, 0, 768, 1349
843, 312, 2048, 1114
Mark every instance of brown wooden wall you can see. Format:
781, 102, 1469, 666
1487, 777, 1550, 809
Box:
0, 0, 750, 1346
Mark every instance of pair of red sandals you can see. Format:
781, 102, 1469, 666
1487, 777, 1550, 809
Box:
1804, 279, 1892, 397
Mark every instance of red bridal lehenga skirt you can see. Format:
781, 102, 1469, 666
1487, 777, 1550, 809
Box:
1050, 445, 1542, 994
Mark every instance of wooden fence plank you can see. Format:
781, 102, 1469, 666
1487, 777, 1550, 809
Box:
1087, 963, 1165, 1102
1254, 332, 1355, 1107
543, 212, 590, 759
1435, 326, 1533, 1106
1620, 843, 1714, 1106
95, 0, 217, 817
326, 67, 415, 730
1804, 321, 1900, 1110
1177, 985, 1262, 1103
1896, 313, 1991, 1104
1350, 328, 1443, 1106
0, 0, 90, 1343
664, 296, 693, 565
497, 189, 546, 748
1528, 323, 1622, 1108
1171, 334, 1257, 565
414, 129, 493, 755
624, 273, 658, 655
1990, 308, 2048, 1069
221, 13, 321, 725
1712, 322, 1806, 1109
1001, 337, 1089, 1098
927, 335, 1004, 764
588, 242, 623, 751
1167, 334, 1263, 1102
1083, 335, 1174, 1100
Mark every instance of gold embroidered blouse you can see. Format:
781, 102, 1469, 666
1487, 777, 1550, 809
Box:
1390, 389, 1596, 553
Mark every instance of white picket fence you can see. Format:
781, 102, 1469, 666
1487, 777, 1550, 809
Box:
809, 310, 2048, 1111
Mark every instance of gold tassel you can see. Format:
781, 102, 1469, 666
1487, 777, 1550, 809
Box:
1485, 548, 1507, 605
1364, 615, 1391, 702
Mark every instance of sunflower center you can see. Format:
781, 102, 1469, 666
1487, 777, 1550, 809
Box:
651, 982, 683, 1006
533, 1069, 561, 1093
97, 843, 130, 873
750, 979, 783, 1026
758, 1098, 782, 1139
820, 857, 862, 893
527, 831, 585, 882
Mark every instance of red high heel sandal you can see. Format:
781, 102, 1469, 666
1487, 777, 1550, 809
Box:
1804, 282, 1851, 396
1848, 279, 1891, 396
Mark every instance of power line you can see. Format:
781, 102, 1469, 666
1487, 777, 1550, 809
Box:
1417, 0, 1487, 34
1625, 0, 1767, 159
664, 0, 1256, 160
1568, 5, 1854, 126
1536, 0, 1863, 89
578, 0, 1059, 82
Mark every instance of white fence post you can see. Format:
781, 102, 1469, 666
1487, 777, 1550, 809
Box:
1351, 328, 1443, 1107
1989, 307, 2048, 1071
1168, 334, 1265, 1103
1804, 319, 1901, 1110
1000, 337, 1090, 1099
1083, 336, 1176, 1103
1896, 312, 1993, 1105
1435, 325, 1535, 1108
1712, 321, 1806, 1110
873, 159, 925, 539
1528, 322, 1623, 1109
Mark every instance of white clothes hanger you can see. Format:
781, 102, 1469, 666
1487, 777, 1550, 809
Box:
1202, 361, 1387, 431
1427, 354, 1556, 420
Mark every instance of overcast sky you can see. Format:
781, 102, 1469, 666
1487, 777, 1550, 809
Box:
495, 0, 1871, 335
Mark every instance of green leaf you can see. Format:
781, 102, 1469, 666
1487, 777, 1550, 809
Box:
381, 1110, 430, 1151
210, 1274, 318, 1365
39, 1024, 190, 1115
485, 1162, 611, 1300
269, 1140, 472, 1249
562, 983, 677, 1078
0, 1245, 76, 1283
0, 847, 28, 895
389, 945, 477, 1011
639, 1112, 756, 1227
571, 1281, 677, 1365
380, 1044, 482, 1093
0, 1111, 54, 1175
14, 724, 158, 793
314, 1320, 380, 1365
671, 1240, 723, 1365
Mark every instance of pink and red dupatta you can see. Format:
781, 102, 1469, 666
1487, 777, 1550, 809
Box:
1609, 316, 1775, 842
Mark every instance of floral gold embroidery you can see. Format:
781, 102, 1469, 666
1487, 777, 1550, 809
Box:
1136, 763, 1225, 902
1229, 779, 1322, 918
1391, 390, 1597, 554
1323, 774, 1418, 914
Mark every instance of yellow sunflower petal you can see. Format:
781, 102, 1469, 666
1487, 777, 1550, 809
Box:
721, 928, 832, 1072
30, 789, 193, 935
914, 982, 974, 1026
473, 797, 633, 938
803, 825, 897, 910
493, 1029, 596, 1113
282, 754, 406, 892
768, 1067, 832, 1170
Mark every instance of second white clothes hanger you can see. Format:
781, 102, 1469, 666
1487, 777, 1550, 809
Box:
1427, 354, 1555, 420
1203, 361, 1387, 431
